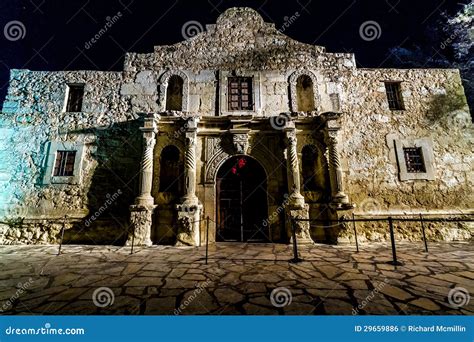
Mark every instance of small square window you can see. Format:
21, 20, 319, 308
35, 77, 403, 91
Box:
53, 151, 77, 176
66, 84, 84, 112
384, 82, 404, 110
228, 77, 253, 111
403, 147, 426, 173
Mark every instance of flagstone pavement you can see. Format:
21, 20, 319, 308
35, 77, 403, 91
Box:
0, 242, 473, 315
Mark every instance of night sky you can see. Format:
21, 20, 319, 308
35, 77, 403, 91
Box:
0, 0, 466, 104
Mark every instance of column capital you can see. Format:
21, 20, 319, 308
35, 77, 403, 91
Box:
138, 113, 160, 134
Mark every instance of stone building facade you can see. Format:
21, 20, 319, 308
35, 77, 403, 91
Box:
0, 7, 472, 246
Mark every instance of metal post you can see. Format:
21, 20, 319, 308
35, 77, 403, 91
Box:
57, 215, 66, 256
130, 223, 136, 255
290, 218, 302, 263
352, 213, 359, 253
387, 216, 402, 266
420, 213, 428, 253
205, 216, 210, 265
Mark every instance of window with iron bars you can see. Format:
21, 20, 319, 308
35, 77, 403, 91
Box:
384, 82, 404, 110
228, 77, 253, 111
403, 147, 426, 173
53, 151, 77, 176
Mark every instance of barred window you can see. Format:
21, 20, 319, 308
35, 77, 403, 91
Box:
403, 147, 426, 173
384, 82, 404, 110
66, 84, 84, 112
53, 151, 76, 176
228, 77, 253, 111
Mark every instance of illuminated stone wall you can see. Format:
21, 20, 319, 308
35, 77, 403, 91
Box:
0, 7, 472, 245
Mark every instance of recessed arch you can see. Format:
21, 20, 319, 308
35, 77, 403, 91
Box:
158, 70, 189, 112
159, 145, 183, 193
289, 70, 319, 112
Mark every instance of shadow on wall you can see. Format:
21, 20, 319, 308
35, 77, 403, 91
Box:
426, 88, 472, 126
64, 120, 142, 245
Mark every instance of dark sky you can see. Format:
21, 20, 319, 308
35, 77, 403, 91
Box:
0, 0, 466, 104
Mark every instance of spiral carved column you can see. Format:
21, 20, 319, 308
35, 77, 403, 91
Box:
176, 116, 202, 246
127, 113, 159, 247
324, 116, 350, 209
285, 128, 305, 208
283, 124, 311, 244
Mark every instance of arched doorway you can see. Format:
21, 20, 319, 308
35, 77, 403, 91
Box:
216, 156, 269, 242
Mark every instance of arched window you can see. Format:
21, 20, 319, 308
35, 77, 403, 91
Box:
296, 75, 315, 111
165, 75, 183, 111
301, 145, 330, 195
159, 145, 181, 192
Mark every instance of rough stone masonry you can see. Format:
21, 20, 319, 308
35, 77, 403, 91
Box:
0, 7, 472, 246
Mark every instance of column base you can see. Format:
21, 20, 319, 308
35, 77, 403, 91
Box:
287, 204, 313, 244
175, 202, 202, 246
126, 204, 156, 246
330, 192, 354, 210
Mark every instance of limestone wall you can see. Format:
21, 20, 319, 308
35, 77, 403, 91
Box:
338, 68, 473, 241
0, 7, 471, 245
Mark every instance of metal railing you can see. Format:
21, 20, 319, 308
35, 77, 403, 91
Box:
292, 213, 474, 265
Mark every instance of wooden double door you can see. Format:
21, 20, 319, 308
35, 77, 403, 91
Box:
216, 156, 269, 242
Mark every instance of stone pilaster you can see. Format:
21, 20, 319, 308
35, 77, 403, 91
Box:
283, 121, 311, 244
126, 113, 159, 246
176, 116, 202, 246
324, 113, 351, 209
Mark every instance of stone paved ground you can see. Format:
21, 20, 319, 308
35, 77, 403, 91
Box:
0, 242, 473, 315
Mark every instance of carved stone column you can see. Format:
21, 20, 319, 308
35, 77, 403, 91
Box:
284, 125, 305, 207
127, 113, 159, 246
176, 116, 202, 246
324, 114, 350, 209
283, 121, 311, 244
